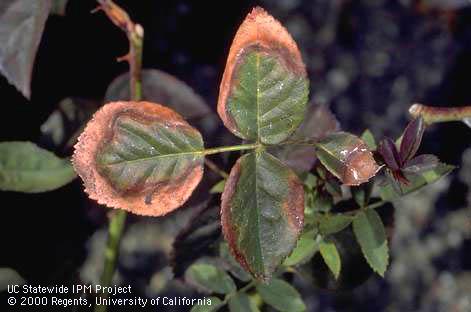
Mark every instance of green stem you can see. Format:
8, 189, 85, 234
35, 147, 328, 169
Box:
204, 158, 229, 179
202, 143, 260, 156
95, 210, 127, 312
220, 280, 257, 307
341, 200, 387, 216
94, 2, 143, 312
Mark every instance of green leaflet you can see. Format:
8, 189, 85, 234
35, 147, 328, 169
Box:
361, 129, 377, 150
226, 50, 309, 145
0, 141, 76, 193
380, 163, 455, 201
185, 263, 236, 295
319, 239, 341, 279
319, 214, 353, 236
228, 293, 260, 312
256, 278, 305, 312
352, 209, 389, 277
221, 151, 304, 281
96, 113, 204, 195
283, 231, 319, 266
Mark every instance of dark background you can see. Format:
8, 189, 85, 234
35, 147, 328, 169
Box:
1, 0, 471, 311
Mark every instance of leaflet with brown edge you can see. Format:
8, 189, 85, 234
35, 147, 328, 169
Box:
72, 101, 204, 216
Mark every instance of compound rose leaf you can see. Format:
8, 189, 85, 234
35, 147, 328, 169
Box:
221, 151, 304, 281
0, 0, 51, 98
218, 7, 309, 144
72, 101, 204, 217
316, 132, 380, 186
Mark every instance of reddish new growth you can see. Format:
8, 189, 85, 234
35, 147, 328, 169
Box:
378, 117, 438, 186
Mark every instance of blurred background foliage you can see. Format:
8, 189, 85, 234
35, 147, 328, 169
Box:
0, 0, 470, 311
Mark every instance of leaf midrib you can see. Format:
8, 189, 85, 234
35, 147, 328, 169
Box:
102, 149, 204, 166
256, 52, 261, 143
253, 152, 263, 276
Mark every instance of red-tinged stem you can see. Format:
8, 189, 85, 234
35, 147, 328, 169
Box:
409, 103, 471, 125
96, 0, 143, 101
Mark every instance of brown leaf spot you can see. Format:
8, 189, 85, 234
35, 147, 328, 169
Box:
72, 101, 203, 217
343, 145, 380, 186
217, 6, 306, 136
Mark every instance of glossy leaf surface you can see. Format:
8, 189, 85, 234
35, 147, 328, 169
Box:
72, 101, 204, 216
0, 142, 76, 193
0, 0, 51, 98
218, 7, 309, 144
352, 209, 389, 276
316, 132, 380, 185
256, 278, 305, 312
221, 151, 304, 281
185, 263, 236, 295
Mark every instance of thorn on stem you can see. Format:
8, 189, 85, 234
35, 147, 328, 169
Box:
117, 53, 131, 63
91, 5, 103, 14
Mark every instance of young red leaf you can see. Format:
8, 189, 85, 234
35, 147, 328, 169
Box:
221, 151, 304, 281
217, 7, 309, 144
378, 138, 401, 171
72, 101, 204, 216
316, 132, 380, 186
399, 117, 425, 163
